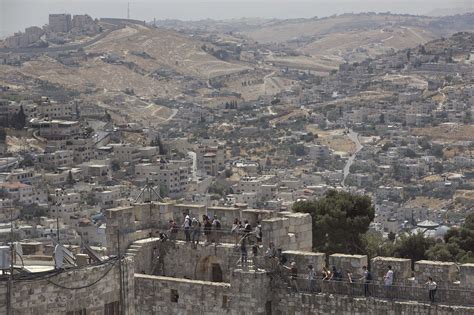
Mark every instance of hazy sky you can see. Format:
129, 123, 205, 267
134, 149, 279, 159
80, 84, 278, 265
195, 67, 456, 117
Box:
1, 0, 473, 38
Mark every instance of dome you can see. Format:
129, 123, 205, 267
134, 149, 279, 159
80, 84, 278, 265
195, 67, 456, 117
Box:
417, 220, 439, 229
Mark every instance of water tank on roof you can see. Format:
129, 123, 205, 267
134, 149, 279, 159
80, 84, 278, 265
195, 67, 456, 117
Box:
0, 246, 11, 269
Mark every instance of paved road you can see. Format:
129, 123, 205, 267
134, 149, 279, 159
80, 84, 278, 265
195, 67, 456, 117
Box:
341, 129, 363, 187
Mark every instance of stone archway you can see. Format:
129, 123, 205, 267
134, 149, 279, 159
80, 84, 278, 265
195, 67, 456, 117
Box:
195, 255, 223, 282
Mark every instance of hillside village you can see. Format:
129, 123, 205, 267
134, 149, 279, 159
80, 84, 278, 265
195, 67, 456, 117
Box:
0, 11, 473, 314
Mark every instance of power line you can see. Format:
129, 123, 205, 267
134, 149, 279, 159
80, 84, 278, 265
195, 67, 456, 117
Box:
43, 258, 118, 290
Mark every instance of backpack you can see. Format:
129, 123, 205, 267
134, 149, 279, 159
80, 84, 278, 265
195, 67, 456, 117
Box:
244, 223, 252, 233
366, 271, 372, 281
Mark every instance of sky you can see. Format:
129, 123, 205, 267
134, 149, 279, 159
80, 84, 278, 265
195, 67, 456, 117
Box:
1, 0, 473, 38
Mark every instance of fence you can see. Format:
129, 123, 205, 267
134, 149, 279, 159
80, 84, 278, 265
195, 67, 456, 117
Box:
279, 273, 474, 306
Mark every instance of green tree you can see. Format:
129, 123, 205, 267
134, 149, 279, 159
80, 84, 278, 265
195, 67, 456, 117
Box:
404, 148, 417, 158
0, 128, 6, 142
433, 162, 443, 174
290, 144, 306, 156
393, 232, 435, 265
436, 214, 474, 263
67, 170, 74, 186
150, 135, 167, 155
388, 231, 396, 241
111, 160, 121, 172
12, 105, 26, 129
425, 242, 460, 262
362, 233, 396, 259
293, 190, 375, 254
430, 144, 444, 158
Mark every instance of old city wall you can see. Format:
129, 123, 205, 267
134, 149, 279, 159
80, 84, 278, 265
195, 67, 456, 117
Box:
127, 237, 240, 283
273, 292, 474, 315
135, 269, 272, 315
128, 239, 474, 314
0, 257, 135, 315
133, 267, 474, 315
106, 203, 313, 255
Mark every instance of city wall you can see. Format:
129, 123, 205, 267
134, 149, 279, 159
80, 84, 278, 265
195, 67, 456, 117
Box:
0, 257, 135, 315
106, 203, 313, 255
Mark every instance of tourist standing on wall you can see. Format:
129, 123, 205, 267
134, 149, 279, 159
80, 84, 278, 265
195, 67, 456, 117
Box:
191, 218, 201, 248
255, 221, 262, 244
322, 266, 331, 281
240, 234, 248, 269
282, 261, 299, 291
203, 215, 212, 245
384, 265, 394, 298
168, 219, 178, 241
360, 265, 372, 297
231, 218, 240, 245
212, 215, 221, 245
307, 265, 317, 292
425, 277, 437, 303
183, 214, 191, 242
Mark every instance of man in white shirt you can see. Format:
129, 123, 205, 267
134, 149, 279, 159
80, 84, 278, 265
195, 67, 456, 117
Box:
384, 265, 394, 298
425, 277, 437, 303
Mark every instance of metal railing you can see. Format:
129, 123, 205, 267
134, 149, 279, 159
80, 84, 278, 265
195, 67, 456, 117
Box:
278, 273, 474, 306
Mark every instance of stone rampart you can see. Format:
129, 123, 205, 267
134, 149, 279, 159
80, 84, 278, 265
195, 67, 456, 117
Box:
273, 292, 474, 315
0, 257, 134, 315
414, 260, 458, 287
135, 274, 231, 314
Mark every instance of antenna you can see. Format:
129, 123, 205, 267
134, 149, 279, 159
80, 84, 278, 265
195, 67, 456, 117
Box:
134, 178, 163, 203
127, 2, 130, 19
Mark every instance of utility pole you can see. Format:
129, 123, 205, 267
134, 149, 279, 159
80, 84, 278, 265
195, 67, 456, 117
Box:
6, 208, 14, 315
56, 217, 60, 244
117, 230, 124, 315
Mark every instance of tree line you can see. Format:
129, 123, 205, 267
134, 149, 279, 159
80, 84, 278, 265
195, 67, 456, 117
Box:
294, 190, 474, 264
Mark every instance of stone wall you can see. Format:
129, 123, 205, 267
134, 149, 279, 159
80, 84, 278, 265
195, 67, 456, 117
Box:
273, 292, 474, 315
135, 274, 231, 315
0, 257, 134, 315
414, 260, 458, 287
371, 256, 412, 284
135, 268, 272, 315
329, 254, 368, 278
262, 212, 312, 251
106, 203, 311, 256
460, 264, 474, 289
282, 250, 325, 274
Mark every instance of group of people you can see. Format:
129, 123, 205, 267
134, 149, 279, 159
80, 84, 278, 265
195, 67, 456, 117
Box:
235, 219, 262, 268
276, 260, 438, 303
166, 214, 263, 251
167, 213, 222, 247
163, 218, 439, 303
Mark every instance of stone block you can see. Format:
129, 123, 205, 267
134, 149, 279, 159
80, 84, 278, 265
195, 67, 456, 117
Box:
459, 263, 474, 289
283, 250, 325, 273
371, 256, 412, 284
329, 254, 368, 278
414, 260, 458, 287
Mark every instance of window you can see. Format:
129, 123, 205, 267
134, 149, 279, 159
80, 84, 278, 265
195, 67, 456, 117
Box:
104, 301, 119, 315
170, 289, 179, 303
